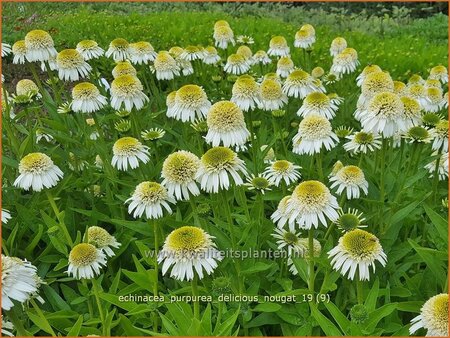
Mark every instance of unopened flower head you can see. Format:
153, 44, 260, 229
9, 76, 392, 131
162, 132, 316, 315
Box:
253, 50, 271, 65
12, 40, 27, 64
111, 137, 150, 171
71, 82, 107, 113
67, 243, 107, 279
129, 41, 157, 64
330, 37, 347, 57
404, 126, 434, 144
328, 229, 387, 281
429, 65, 448, 84
311, 67, 325, 79
272, 228, 305, 257
2, 255, 40, 310
263, 160, 301, 186
112, 61, 137, 78
76, 40, 104, 60
158, 226, 222, 281
154, 51, 180, 80
237, 35, 255, 45
360, 92, 406, 137
276, 56, 294, 77
285, 180, 339, 229
14, 152, 63, 191
231, 75, 261, 111
196, 146, 247, 193
126, 181, 175, 219
206, 101, 250, 147
334, 208, 367, 232
105, 38, 130, 61
213, 25, 235, 49
56, 49, 92, 82
141, 128, 165, 141
24, 30, 57, 62
224, 54, 250, 75
161, 150, 201, 201
259, 78, 288, 110
329, 165, 368, 199
298, 92, 339, 119
110, 75, 149, 111
283, 69, 324, 99
203, 46, 221, 65
87, 226, 121, 257
16, 79, 40, 97
344, 130, 382, 154
268, 36, 290, 57
331, 48, 360, 76
168, 85, 210, 122
292, 115, 338, 155
244, 174, 272, 194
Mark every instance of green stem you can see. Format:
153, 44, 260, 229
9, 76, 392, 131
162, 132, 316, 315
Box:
431, 148, 443, 201
43, 61, 62, 105
152, 220, 160, 331
82, 279, 94, 318
378, 138, 387, 229
316, 151, 324, 181
189, 196, 201, 226
7, 306, 28, 336
192, 275, 200, 320
30, 298, 56, 336
356, 279, 364, 304
45, 190, 73, 246
308, 229, 315, 293
92, 280, 106, 336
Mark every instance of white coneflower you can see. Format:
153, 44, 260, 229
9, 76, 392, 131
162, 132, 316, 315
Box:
410, 293, 448, 337
409, 74, 426, 86
259, 78, 288, 111
334, 208, 367, 232
294, 28, 315, 49
298, 92, 339, 119
356, 64, 382, 87
202, 46, 221, 65
111, 137, 150, 171
178, 59, 194, 76
13, 153, 63, 191
87, 226, 121, 257
244, 174, 272, 194
329, 165, 368, 199
56, 49, 92, 82
272, 228, 305, 256
12, 40, 27, 64
205, 101, 250, 147
126, 181, 175, 219
267, 36, 290, 57
393, 80, 408, 96
67, 243, 107, 279
358, 71, 394, 109
407, 84, 429, 108
424, 87, 444, 113
236, 45, 253, 62
403, 126, 434, 144
1, 209, 11, 224
441, 92, 448, 109
253, 50, 272, 65
112, 61, 137, 78
154, 51, 181, 80
36, 128, 54, 143
424, 79, 442, 89
288, 237, 322, 275
16, 79, 41, 98
231, 75, 261, 111
271, 195, 295, 230
76, 40, 104, 60
292, 115, 338, 155
196, 147, 247, 193
165, 90, 177, 117
129, 41, 157, 64
285, 180, 339, 229
213, 25, 235, 49
2, 255, 39, 310
360, 92, 407, 137
169, 46, 184, 59
214, 20, 230, 29
311, 67, 325, 79
401, 96, 422, 128
329, 37, 347, 57
283, 69, 324, 99
429, 65, 448, 84
110, 75, 149, 111
344, 130, 382, 154
328, 229, 387, 281
168, 85, 211, 122
224, 54, 250, 75
331, 48, 360, 76
158, 226, 222, 281
1, 317, 14, 336
236, 35, 255, 45
263, 160, 301, 186
180, 45, 203, 61
432, 119, 448, 152
105, 38, 130, 61
276, 56, 294, 77
24, 29, 57, 62
161, 151, 201, 201
425, 152, 448, 181
261, 145, 276, 163
2, 42, 11, 57
71, 82, 107, 113
141, 128, 166, 141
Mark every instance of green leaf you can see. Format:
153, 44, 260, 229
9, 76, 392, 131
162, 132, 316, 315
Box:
253, 302, 282, 312
364, 277, 379, 311
310, 304, 342, 336
364, 303, 398, 333
241, 262, 272, 274
408, 239, 446, 287
27, 311, 55, 336
66, 315, 83, 336
324, 302, 353, 335
423, 204, 448, 240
